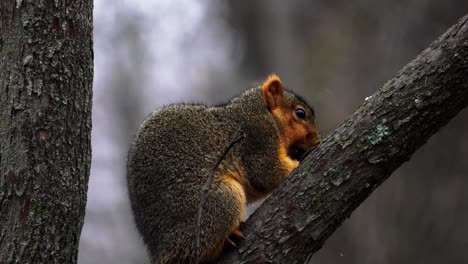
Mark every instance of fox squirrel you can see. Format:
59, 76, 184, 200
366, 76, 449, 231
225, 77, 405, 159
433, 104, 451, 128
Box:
127, 75, 320, 263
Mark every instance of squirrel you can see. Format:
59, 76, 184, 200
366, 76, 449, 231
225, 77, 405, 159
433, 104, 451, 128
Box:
127, 74, 320, 264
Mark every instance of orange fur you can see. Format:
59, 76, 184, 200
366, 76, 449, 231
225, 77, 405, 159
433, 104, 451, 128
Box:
261, 74, 284, 110
262, 74, 282, 91
222, 172, 247, 221
278, 140, 300, 174
190, 172, 248, 264
223, 167, 267, 204
266, 76, 320, 172
272, 109, 300, 171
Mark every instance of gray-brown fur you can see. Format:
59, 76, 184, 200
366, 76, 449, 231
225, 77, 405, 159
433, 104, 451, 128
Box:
127, 87, 312, 263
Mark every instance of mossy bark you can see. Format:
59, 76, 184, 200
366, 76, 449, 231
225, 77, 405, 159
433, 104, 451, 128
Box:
0, 1, 93, 263
218, 14, 468, 264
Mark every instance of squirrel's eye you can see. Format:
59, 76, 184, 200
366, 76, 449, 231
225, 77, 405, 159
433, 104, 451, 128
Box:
295, 108, 306, 120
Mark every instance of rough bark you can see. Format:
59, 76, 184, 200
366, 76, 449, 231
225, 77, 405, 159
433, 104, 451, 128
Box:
0, 1, 93, 264
218, 14, 468, 264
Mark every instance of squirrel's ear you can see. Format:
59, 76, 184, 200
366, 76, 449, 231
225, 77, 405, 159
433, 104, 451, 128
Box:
261, 74, 284, 111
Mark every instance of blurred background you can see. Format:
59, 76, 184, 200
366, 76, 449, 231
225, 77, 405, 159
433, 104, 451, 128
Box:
78, 1, 468, 263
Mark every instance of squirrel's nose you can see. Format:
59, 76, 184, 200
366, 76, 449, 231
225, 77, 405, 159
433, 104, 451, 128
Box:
306, 132, 321, 147
313, 136, 321, 146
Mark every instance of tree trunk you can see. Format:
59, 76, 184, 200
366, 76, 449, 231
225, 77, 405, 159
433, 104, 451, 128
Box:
218, 14, 468, 264
0, 1, 93, 263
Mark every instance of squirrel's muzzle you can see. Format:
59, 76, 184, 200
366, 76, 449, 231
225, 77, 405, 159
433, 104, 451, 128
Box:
290, 135, 321, 162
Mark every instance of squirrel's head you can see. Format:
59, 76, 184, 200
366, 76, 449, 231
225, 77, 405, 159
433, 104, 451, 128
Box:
261, 74, 321, 164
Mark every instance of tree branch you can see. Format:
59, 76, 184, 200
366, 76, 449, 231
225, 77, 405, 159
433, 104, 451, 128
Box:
217, 14, 468, 264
